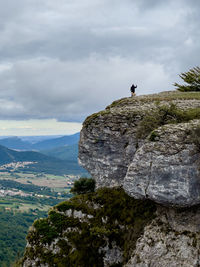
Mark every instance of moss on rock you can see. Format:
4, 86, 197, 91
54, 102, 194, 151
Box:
21, 187, 156, 267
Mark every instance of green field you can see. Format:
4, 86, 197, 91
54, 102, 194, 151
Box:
0, 171, 78, 213
0, 171, 78, 190
0, 170, 79, 266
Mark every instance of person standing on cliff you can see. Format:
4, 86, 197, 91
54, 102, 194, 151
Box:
130, 84, 137, 97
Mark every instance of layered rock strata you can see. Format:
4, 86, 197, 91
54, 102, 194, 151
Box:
79, 92, 200, 207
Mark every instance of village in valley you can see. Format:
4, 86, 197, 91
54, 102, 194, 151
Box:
0, 163, 80, 212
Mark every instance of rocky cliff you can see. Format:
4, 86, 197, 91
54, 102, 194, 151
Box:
79, 91, 200, 207
79, 91, 200, 266
21, 91, 200, 266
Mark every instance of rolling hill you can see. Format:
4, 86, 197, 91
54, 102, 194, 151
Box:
0, 144, 86, 175
41, 143, 78, 161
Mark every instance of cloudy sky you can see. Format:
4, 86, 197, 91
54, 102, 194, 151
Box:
0, 0, 199, 135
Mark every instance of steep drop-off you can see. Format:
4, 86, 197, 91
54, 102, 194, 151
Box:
21, 91, 200, 266
79, 91, 200, 207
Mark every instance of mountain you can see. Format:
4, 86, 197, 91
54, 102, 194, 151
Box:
20, 91, 200, 266
0, 133, 80, 151
0, 144, 50, 165
41, 143, 78, 161
0, 137, 32, 150
32, 133, 80, 150
20, 135, 63, 144
0, 144, 85, 175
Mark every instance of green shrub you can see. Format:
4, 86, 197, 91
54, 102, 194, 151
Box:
32, 218, 58, 244
174, 66, 200, 92
70, 178, 96, 195
136, 103, 200, 139
22, 187, 156, 266
149, 131, 159, 141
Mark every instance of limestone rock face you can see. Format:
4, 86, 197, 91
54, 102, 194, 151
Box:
79, 92, 200, 206
79, 99, 145, 188
21, 92, 200, 266
124, 120, 200, 207
125, 217, 200, 267
125, 205, 200, 267
157, 205, 200, 233
79, 93, 199, 188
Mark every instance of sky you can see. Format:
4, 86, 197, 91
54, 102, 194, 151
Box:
0, 0, 199, 135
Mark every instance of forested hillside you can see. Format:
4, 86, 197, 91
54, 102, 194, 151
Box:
0, 209, 47, 267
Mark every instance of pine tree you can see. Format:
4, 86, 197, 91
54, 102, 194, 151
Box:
174, 66, 200, 92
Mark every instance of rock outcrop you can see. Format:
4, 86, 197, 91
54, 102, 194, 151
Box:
124, 120, 200, 207
125, 217, 200, 267
78, 91, 200, 266
20, 188, 156, 267
125, 205, 200, 267
21, 91, 200, 267
79, 91, 200, 207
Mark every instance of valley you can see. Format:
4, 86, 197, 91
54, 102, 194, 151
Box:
0, 171, 78, 212
0, 133, 87, 266
0, 170, 80, 266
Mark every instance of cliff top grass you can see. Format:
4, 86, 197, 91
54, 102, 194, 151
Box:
83, 91, 200, 128
107, 91, 200, 109
136, 103, 200, 139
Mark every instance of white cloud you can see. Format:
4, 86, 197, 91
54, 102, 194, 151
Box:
0, 119, 82, 136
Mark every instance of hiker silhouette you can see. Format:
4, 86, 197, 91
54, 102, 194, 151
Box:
130, 84, 137, 96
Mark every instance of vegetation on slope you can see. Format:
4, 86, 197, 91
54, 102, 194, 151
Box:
107, 91, 200, 109
70, 177, 95, 195
0, 144, 86, 175
136, 103, 200, 140
0, 209, 46, 267
21, 187, 156, 267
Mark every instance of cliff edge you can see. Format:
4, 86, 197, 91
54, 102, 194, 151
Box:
79, 91, 200, 207
20, 91, 200, 267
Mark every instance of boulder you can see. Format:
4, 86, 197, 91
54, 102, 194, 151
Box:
123, 120, 200, 207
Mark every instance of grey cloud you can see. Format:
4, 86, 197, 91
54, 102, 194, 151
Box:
0, 56, 171, 121
0, 0, 199, 122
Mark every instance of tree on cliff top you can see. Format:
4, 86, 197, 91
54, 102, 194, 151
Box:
174, 66, 200, 92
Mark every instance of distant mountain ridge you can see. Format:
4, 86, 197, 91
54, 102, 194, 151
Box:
0, 144, 56, 165
32, 133, 80, 150
0, 133, 80, 151
0, 144, 86, 175
0, 137, 32, 150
